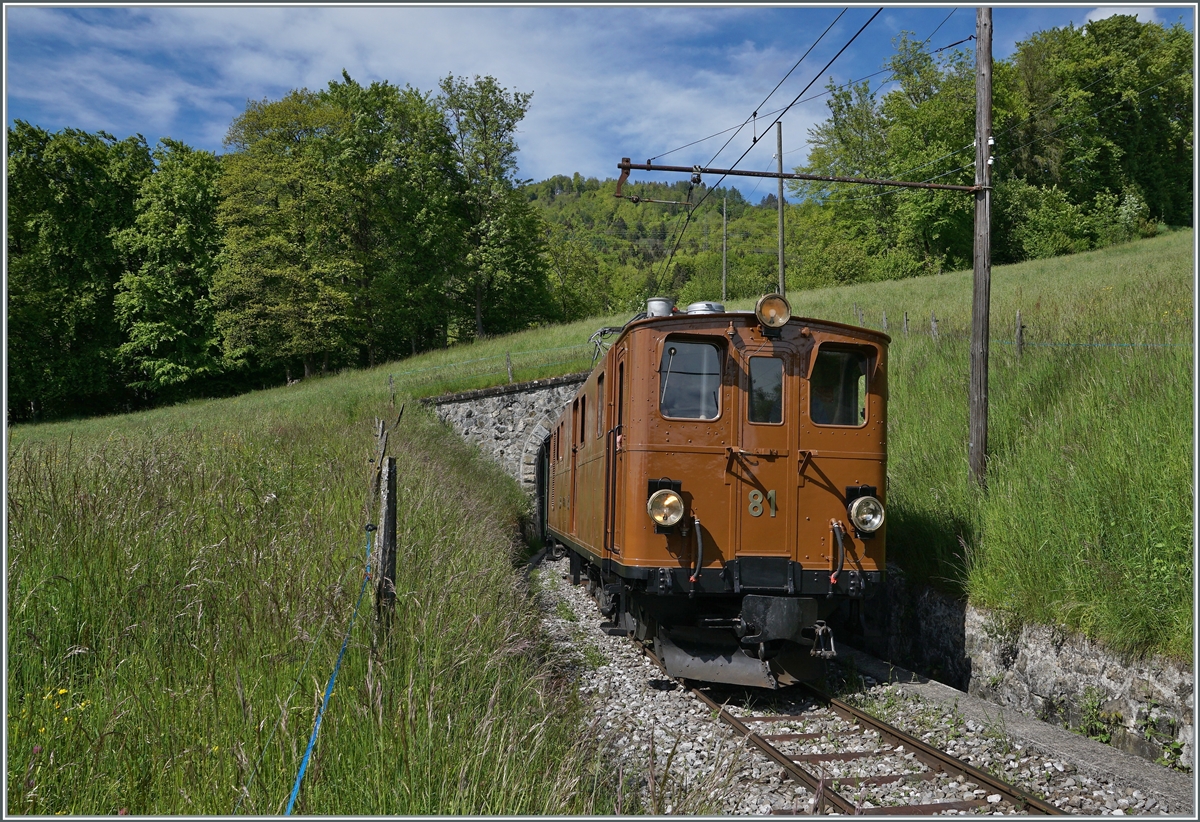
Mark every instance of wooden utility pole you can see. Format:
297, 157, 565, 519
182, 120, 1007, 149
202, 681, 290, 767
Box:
969, 7, 993, 488
722, 195, 728, 302
776, 122, 786, 295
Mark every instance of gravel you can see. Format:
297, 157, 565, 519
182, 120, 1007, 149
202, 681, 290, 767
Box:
530, 555, 1182, 815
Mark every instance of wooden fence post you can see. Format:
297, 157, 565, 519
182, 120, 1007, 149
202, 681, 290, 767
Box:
931, 311, 939, 341
882, 310, 888, 331
371, 426, 389, 498
377, 456, 397, 621
506, 352, 514, 384
1016, 309, 1024, 358
904, 311, 909, 335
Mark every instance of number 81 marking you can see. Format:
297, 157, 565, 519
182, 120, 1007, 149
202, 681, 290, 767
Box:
748, 489, 777, 517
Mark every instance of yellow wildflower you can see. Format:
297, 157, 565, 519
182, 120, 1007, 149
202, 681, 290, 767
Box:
57, 688, 67, 695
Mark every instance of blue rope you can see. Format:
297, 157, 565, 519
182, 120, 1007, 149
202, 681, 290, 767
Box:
233, 612, 330, 814
285, 526, 374, 815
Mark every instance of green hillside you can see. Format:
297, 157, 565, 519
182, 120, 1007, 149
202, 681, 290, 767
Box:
6, 229, 1192, 812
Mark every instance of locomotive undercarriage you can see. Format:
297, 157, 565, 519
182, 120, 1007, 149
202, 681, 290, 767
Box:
562, 544, 878, 689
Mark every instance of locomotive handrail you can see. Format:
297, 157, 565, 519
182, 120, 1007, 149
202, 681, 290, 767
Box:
603, 423, 623, 556
726, 446, 788, 458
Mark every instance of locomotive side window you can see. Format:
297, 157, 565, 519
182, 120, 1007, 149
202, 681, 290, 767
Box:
596, 374, 605, 438
810, 347, 870, 426
748, 357, 784, 424
659, 341, 721, 420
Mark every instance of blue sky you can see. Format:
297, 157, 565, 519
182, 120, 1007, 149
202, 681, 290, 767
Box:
4, 4, 1194, 194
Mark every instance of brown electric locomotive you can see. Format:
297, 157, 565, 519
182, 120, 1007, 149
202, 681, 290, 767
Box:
536, 294, 889, 688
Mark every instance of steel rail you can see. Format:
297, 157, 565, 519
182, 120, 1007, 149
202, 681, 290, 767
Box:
688, 682, 859, 814
640, 644, 1063, 815
799, 681, 1063, 815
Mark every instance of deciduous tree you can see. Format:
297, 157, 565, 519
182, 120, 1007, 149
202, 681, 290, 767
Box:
7, 123, 152, 420
113, 139, 224, 395
439, 74, 552, 338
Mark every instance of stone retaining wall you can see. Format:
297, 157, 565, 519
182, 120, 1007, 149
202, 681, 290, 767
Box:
964, 606, 1193, 770
422, 372, 588, 490
854, 566, 1193, 771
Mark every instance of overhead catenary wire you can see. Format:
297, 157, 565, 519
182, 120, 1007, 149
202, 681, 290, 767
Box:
995, 68, 1191, 164
811, 46, 1156, 187
699, 8, 847, 169
647, 9, 973, 291
778, 10, 968, 177
652, 8, 964, 166
800, 54, 1190, 206
829, 65, 1191, 204
651, 8, 884, 294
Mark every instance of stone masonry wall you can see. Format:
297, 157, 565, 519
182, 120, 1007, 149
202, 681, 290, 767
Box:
855, 566, 1193, 771
423, 373, 588, 491
964, 605, 1193, 770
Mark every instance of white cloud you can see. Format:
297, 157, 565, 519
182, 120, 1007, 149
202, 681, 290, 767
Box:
1085, 7, 1163, 25
3, 7, 861, 183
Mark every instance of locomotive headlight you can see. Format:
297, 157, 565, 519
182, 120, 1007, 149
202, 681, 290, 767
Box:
848, 496, 885, 533
647, 489, 685, 527
755, 293, 792, 329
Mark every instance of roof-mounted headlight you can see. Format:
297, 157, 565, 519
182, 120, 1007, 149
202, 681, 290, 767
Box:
647, 489, 684, 527
848, 496, 885, 533
755, 293, 791, 329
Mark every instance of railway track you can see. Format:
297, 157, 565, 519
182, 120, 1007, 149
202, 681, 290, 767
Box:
642, 645, 1064, 816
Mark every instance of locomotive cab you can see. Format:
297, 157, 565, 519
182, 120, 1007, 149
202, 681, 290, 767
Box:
539, 295, 889, 688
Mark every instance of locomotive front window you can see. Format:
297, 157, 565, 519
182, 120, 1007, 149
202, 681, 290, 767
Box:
748, 357, 784, 424
659, 341, 721, 420
809, 347, 869, 426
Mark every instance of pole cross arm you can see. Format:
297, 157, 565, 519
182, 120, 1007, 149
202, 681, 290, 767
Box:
616, 159, 979, 193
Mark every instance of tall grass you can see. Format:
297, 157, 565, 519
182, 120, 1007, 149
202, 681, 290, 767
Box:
7, 386, 613, 813
6, 230, 1192, 814
788, 230, 1193, 660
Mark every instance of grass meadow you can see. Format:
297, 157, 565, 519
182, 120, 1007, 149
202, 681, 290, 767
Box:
7, 382, 614, 814
6, 229, 1192, 812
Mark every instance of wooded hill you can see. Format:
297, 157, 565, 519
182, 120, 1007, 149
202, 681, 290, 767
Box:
528, 14, 1192, 315
6, 13, 1191, 423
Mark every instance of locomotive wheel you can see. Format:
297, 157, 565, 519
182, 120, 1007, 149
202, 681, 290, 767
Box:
549, 543, 566, 561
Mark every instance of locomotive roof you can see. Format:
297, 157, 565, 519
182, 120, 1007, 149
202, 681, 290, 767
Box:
614, 310, 892, 346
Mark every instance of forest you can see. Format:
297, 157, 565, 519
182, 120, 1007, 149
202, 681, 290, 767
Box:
6, 13, 1192, 422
